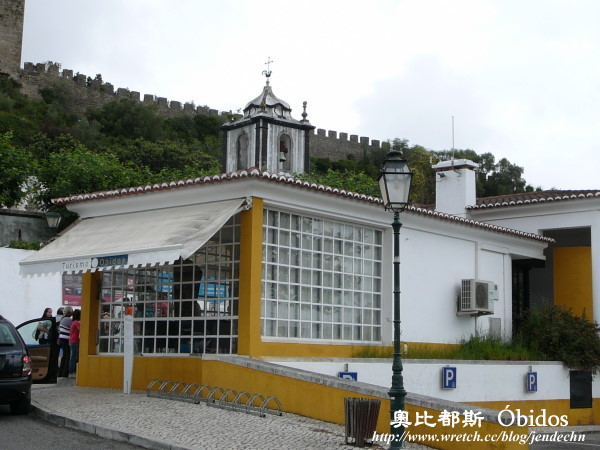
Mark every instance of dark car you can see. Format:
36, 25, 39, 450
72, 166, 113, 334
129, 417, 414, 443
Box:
0, 315, 58, 415
0, 314, 33, 414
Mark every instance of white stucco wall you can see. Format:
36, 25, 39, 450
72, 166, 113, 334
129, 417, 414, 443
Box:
432, 162, 478, 217
270, 359, 600, 404
0, 247, 62, 325
397, 219, 516, 344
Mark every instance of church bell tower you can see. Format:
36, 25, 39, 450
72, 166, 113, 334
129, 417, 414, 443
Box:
222, 64, 315, 174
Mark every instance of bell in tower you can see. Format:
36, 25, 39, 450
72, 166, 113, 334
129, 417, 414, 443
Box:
222, 61, 315, 174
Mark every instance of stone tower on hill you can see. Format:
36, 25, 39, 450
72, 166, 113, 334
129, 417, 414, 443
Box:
0, 0, 25, 78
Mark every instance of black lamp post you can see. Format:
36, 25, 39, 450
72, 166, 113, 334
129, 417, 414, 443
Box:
378, 150, 412, 449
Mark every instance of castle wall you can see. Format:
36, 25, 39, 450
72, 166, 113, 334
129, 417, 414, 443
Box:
0, 0, 25, 78
18, 62, 222, 119
311, 128, 390, 162
18, 62, 390, 162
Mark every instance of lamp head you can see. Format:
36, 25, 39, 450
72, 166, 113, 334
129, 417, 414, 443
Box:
378, 150, 413, 213
45, 211, 62, 229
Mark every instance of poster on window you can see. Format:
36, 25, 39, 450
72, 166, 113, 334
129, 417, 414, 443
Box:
62, 273, 82, 306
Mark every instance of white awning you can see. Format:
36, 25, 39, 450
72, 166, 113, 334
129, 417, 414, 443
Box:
20, 198, 246, 276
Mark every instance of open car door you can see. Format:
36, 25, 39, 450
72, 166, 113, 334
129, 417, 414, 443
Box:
16, 318, 59, 383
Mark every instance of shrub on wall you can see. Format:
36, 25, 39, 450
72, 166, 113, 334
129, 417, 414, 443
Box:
518, 305, 600, 373
8, 240, 41, 250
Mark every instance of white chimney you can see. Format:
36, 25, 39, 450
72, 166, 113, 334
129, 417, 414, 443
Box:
432, 159, 478, 217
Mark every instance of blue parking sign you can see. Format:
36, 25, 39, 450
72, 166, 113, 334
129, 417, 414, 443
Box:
338, 372, 358, 381
442, 367, 457, 389
526, 371, 537, 392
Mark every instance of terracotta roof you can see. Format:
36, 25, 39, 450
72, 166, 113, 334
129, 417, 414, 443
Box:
470, 190, 600, 210
52, 169, 553, 243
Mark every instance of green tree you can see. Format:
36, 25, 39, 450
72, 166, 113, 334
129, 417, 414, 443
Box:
0, 75, 45, 145
296, 169, 379, 197
483, 157, 527, 196
403, 145, 438, 205
33, 142, 149, 213
104, 138, 219, 173
163, 114, 225, 142
38, 83, 79, 137
0, 133, 31, 207
518, 305, 600, 372
26, 133, 83, 162
433, 149, 533, 197
86, 98, 164, 141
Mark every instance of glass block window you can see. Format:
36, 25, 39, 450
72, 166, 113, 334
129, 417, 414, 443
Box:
98, 214, 240, 355
262, 209, 383, 342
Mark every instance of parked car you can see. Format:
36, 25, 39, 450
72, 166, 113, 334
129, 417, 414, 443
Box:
0, 314, 59, 415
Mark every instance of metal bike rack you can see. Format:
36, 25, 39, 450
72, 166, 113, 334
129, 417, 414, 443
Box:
192, 384, 213, 404
181, 383, 200, 403
258, 395, 283, 417
146, 379, 163, 398
145, 379, 283, 418
213, 388, 238, 410
206, 386, 226, 403
146, 379, 176, 398
167, 381, 188, 400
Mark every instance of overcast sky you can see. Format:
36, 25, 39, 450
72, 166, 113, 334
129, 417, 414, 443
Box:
22, 0, 600, 190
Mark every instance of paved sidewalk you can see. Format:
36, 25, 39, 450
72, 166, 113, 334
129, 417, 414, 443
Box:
31, 378, 427, 449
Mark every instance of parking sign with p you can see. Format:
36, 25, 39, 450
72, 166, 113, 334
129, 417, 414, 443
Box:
526, 371, 537, 392
442, 366, 457, 389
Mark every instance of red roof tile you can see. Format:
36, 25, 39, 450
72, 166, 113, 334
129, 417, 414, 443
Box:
52, 169, 553, 243
471, 190, 600, 209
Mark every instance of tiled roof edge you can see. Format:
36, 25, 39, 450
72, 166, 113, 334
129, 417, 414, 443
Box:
52, 169, 553, 243
469, 191, 600, 210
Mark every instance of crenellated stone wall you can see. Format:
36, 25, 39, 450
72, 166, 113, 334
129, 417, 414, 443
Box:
18, 62, 389, 162
18, 62, 222, 119
311, 128, 390, 161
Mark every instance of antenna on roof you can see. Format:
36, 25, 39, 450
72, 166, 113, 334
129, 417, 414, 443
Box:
451, 115, 455, 161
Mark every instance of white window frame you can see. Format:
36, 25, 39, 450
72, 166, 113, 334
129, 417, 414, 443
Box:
261, 208, 383, 344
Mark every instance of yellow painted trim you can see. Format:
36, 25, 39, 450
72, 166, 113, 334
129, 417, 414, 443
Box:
78, 271, 100, 385
237, 196, 264, 357
553, 247, 592, 317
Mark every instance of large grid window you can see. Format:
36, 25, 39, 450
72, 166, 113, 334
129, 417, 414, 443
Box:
98, 214, 240, 355
262, 209, 383, 342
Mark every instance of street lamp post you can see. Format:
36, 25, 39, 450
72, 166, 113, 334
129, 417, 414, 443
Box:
378, 150, 412, 449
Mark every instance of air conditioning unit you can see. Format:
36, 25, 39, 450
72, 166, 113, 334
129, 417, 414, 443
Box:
457, 279, 497, 315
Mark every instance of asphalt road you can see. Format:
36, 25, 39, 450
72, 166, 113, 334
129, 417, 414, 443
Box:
0, 405, 142, 449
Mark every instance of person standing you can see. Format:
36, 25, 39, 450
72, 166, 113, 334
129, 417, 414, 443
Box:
69, 309, 81, 376
58, 306, 73, 377
55, 307, 64, 326
36, 307, 53, 344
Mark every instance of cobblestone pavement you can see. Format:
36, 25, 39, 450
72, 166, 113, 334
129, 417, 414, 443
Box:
32, 378, 428, 449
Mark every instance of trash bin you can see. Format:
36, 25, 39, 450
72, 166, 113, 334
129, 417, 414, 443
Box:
344, 397, 381, 447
